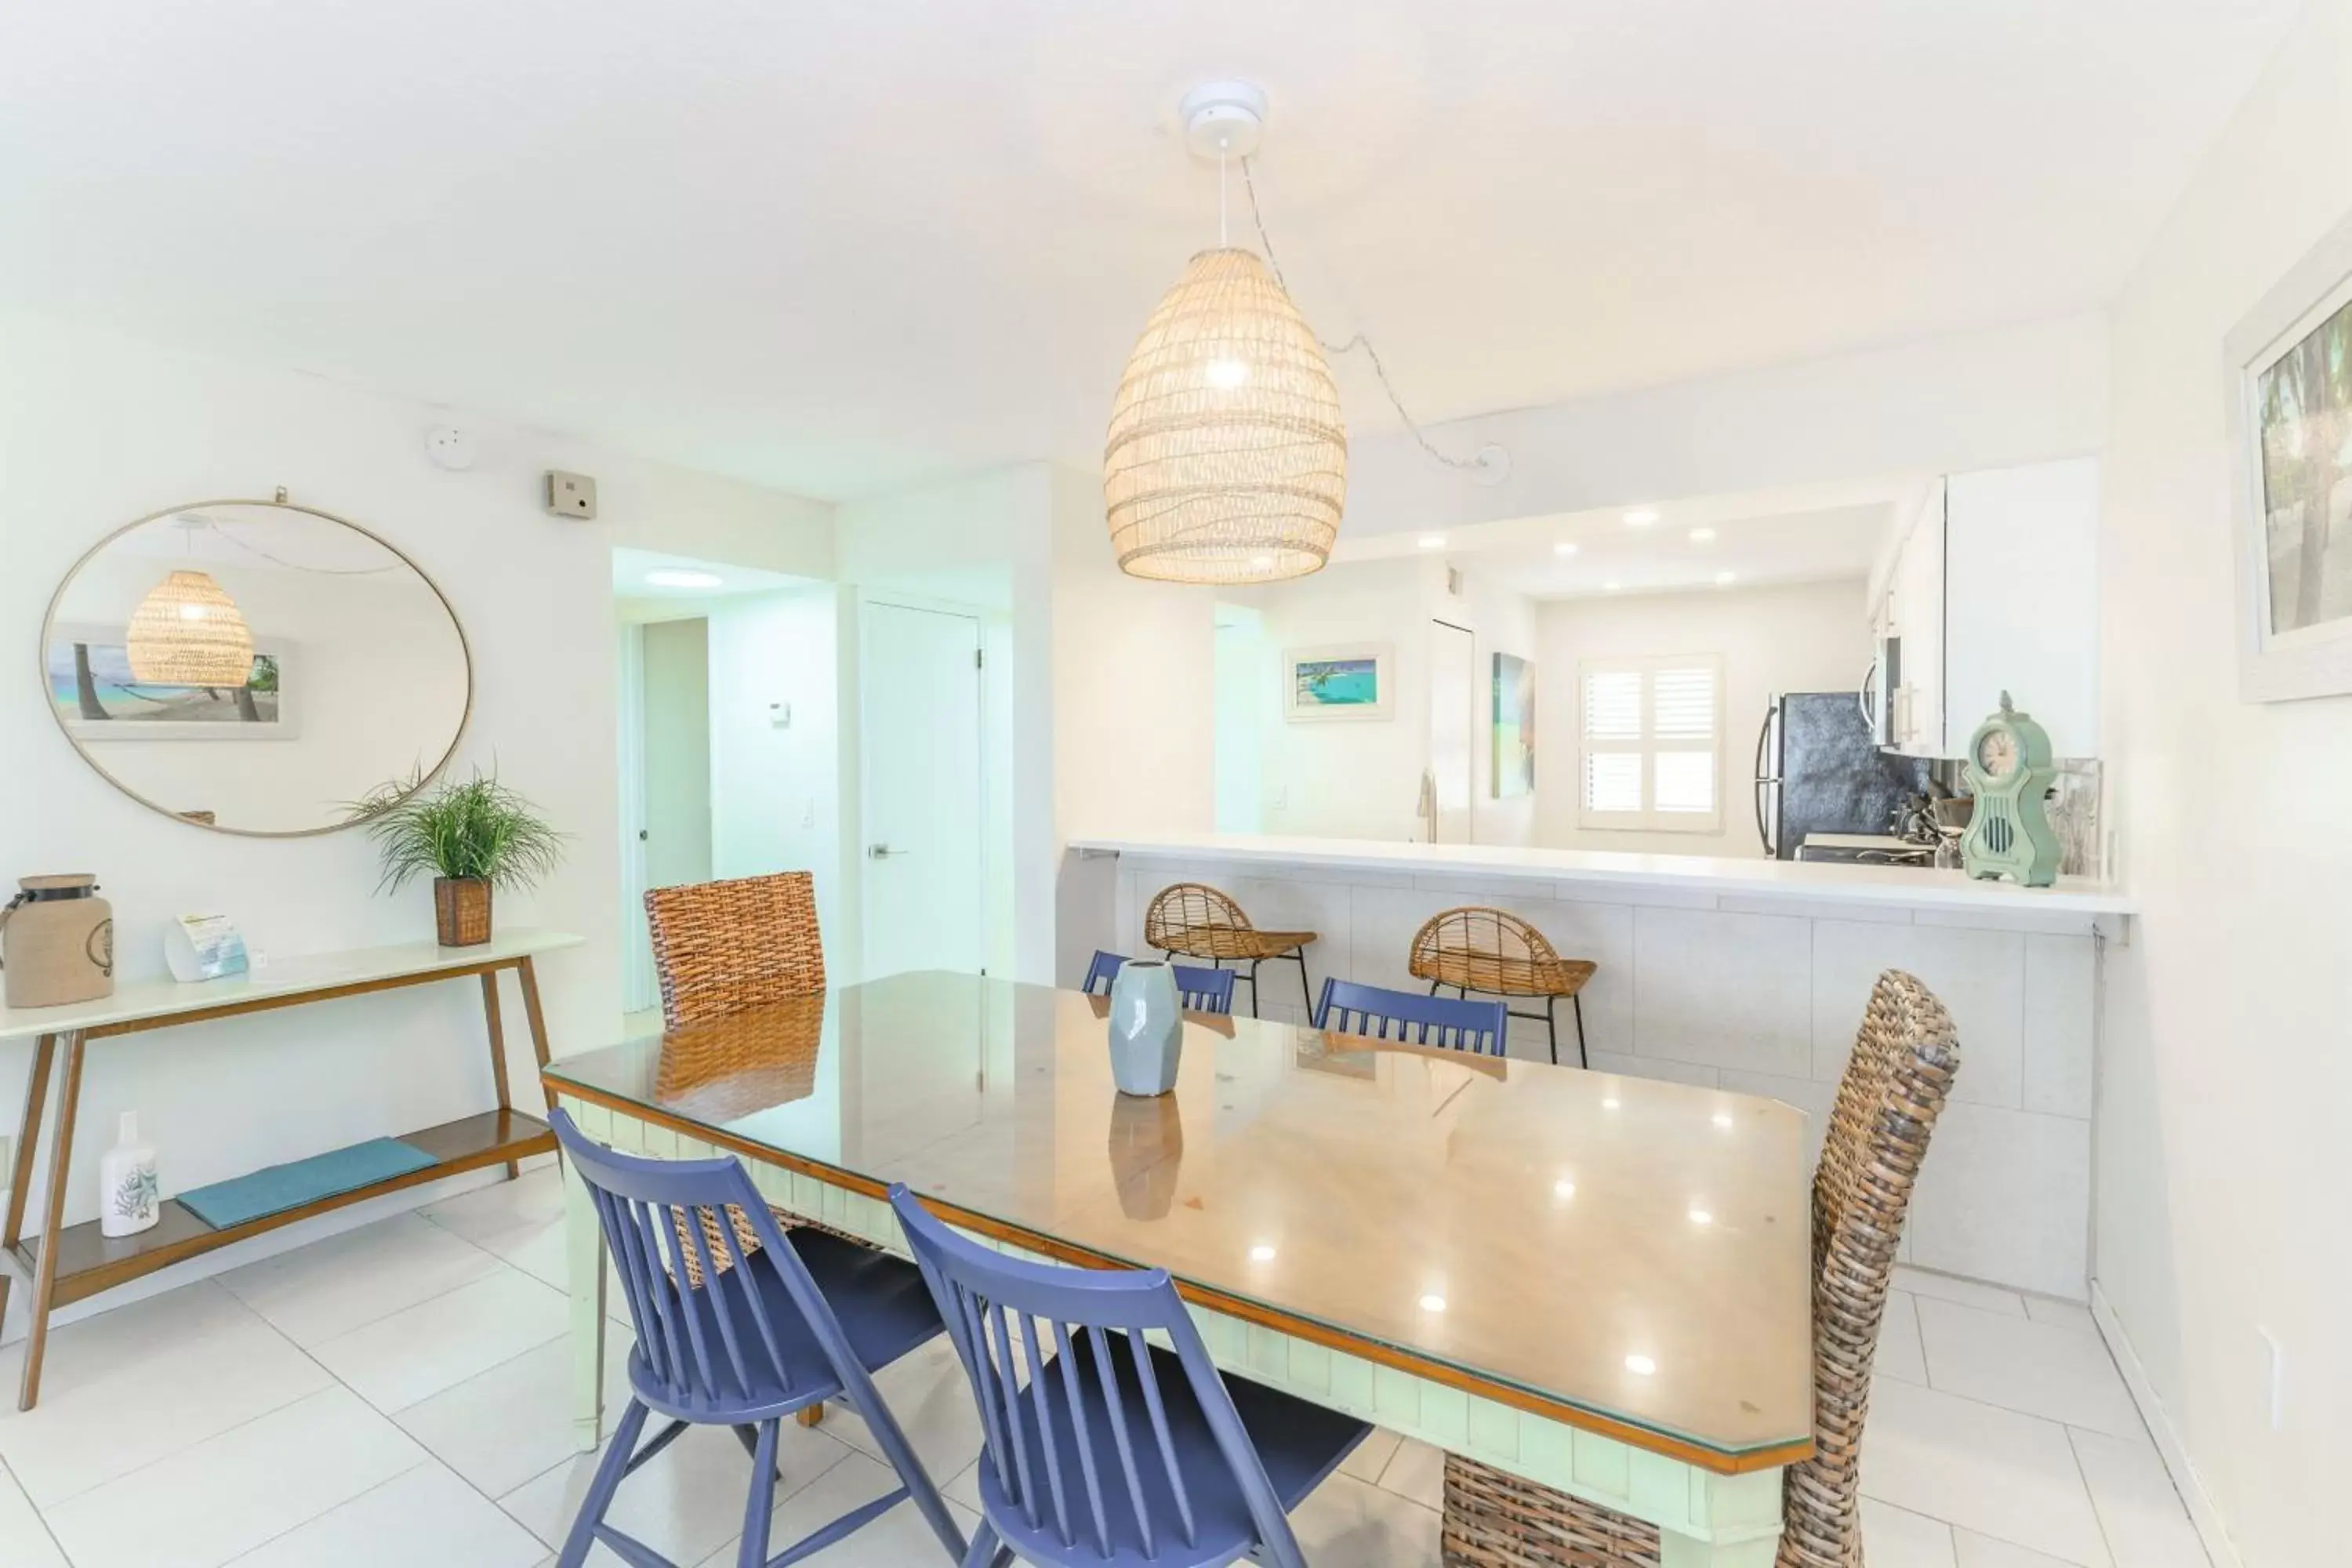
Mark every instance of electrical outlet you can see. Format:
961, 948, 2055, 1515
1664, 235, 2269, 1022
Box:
544, 469, 598, 520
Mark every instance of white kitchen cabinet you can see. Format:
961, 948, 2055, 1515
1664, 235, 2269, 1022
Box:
1879, 458, 2100, 760
1943, 457, 2100, 759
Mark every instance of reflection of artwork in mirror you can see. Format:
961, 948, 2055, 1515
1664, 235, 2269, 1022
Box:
43, 500, 470, 837
48, 632, 295, 739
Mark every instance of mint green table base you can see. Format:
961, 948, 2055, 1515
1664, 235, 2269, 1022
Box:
556, 1096, 1785, 1567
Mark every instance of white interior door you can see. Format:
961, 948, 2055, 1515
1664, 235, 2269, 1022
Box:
616, 625, 654, 1015
632, 616, 713, 1011
1430, 620, 1476, 843
861, 601, 985, 978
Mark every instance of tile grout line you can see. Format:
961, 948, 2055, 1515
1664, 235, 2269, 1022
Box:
212, 1457, 436, 1566
219, 1217, 536, 1357
0, 1452, 72, 1567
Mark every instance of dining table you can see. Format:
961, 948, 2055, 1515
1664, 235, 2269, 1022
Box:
540, 971, 1813, 1567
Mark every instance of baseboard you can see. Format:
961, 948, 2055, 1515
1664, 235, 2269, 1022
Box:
2091, 1279, 2241, 1568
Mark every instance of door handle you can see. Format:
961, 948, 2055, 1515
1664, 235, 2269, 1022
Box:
867, 844, 909, 859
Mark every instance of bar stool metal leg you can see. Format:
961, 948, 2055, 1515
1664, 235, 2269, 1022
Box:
1573, 993, 1589, 1069
1545, 995, 1560, 1066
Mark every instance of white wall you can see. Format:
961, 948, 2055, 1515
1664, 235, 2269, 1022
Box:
706, 586, 844, 973
0, 307, 833, 1338
1344, 314, 2111, 541
1537, 579, 1869, 857
2096, 5, 2352, 1561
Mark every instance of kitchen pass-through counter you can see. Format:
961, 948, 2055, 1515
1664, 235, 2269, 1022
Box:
1061, 832, 2133, 1301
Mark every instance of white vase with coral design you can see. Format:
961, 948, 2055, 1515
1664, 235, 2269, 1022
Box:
99, 1112, 159, 1238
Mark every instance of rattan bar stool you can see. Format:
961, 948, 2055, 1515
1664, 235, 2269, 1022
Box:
1143, 882, 1319, 1018
1406, 907, 1596, 1068
1440, 969, 1962, 1568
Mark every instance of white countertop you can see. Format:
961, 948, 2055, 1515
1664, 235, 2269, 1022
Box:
1069, 833, 2134, 916
0, 927, 584, 1042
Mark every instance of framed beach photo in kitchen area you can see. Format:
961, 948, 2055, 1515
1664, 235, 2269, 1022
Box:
1283, 641, 1393, 721
2227, 202, 2352, 700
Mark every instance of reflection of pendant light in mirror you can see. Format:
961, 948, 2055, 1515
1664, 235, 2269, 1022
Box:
1105, 83, 1346, 585
127, 521, 253, 686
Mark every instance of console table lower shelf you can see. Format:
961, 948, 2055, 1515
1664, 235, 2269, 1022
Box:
0, 929, 580, 1410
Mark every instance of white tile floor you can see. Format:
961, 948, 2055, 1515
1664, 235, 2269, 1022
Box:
0, 1168, 2210, 1567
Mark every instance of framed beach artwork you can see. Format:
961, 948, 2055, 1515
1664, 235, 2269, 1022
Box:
1492, 652, 1534, 797
2227, 204, 2352, 700
1283, 642, 1392, 721
46, 625, 297, 741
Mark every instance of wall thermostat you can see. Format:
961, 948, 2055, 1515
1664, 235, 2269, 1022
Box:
545, 470, 598, 520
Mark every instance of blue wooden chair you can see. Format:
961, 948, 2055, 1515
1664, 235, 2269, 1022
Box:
887, 1185, 1369, 1568
1312, 977, 1512, 1058
1081, 950, 1239, 1016
548, 1110, 967, 1568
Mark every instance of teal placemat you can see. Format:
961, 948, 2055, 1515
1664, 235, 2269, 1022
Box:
180, 1138, 438, 1229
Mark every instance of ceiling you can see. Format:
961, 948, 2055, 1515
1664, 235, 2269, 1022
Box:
1340, 480, 1904, 599
611, 548, 816, 619
0, 2, 2300, 502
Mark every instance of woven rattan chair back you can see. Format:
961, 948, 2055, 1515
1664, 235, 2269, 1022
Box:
1143, 882, 1261, 960
1779, 967, 1958, 1567
645, 872, 826, 1031
1439, 967, 1960, 1568
1408, 907, 1552, 991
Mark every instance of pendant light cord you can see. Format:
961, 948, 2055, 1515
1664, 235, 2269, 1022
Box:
1240, 156, 1496, 474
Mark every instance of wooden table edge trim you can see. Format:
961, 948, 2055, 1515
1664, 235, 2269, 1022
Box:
72, 955, 532, 1038
542, 1075, 1813, 1477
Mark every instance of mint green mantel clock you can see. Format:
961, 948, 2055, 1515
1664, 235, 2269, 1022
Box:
1961, 691, 2061, 887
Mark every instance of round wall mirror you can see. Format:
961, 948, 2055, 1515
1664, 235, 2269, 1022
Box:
42, 499, 472, 837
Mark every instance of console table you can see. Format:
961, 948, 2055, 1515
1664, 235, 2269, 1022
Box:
0, 927, 581, 1410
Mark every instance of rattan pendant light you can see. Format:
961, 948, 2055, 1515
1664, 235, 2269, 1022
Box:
1105, 85, 1346, 585
126, 568, 254, 686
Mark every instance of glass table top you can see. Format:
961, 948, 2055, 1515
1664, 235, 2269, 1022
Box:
545, 971, 1813, 1460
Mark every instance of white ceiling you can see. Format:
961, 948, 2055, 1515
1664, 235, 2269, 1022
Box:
0, 2, 2299, 501
1340, 479, 1904, 599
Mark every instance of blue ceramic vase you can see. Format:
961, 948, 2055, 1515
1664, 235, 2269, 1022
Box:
1106, 959, 1184, 1097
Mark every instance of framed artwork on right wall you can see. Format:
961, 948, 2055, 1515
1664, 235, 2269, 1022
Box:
2227, 202, 2352, 700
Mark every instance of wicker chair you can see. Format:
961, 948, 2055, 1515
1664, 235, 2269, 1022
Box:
644, 871, 826, 1031
1406, 907, 1597, 1068
1142, 882, 1318, 1018
1441, 969, 1961, 1568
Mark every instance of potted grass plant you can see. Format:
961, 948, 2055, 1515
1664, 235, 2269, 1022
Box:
350, 768, 565, 946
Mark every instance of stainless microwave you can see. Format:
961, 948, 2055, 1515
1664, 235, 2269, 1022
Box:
1862, 634, 1900, 748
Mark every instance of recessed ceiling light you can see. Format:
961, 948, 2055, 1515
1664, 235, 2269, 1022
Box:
1624, 1354, 1657, 1377
1601, 1096, 1622, 1110
1553, 541, 1580, 557
1714, 571, 1737, 586
1417, 533, 1446, 550
1624, 509, 1658, 527
1248, 1243, 1277, 1262
1602, 581, 1624, 593
646, 568, 724, 590
1688, 527, 1716, 543
1711, 1112, 1734, 1129
1553, 1178, 1577, 1200
1688, 1207, 1713, 1225
1418, 1293, 1448, 1312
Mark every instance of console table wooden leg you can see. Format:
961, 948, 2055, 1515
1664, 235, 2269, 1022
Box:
481, 971, 517, 1180
517, 956, 553, 1075
0, 1035, 58, 1335
20, 1031, 85, 1413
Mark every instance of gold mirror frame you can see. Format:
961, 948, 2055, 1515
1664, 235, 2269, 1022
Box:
39, 496, 475, 839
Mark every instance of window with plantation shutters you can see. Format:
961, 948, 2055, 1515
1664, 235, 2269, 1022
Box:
1577, 655, 1725, 832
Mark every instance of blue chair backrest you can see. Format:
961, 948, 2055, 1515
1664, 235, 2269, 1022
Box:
1313, 977, 1511, 1057
888, 1185, 1305, 1566
551, 1108, 861, 1413
1083, 950, 1238, 1016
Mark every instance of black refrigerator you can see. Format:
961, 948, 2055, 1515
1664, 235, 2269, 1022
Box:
1753, 691, 1933, 858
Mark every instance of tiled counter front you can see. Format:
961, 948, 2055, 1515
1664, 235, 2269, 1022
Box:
1092, 853, 2100, 1301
